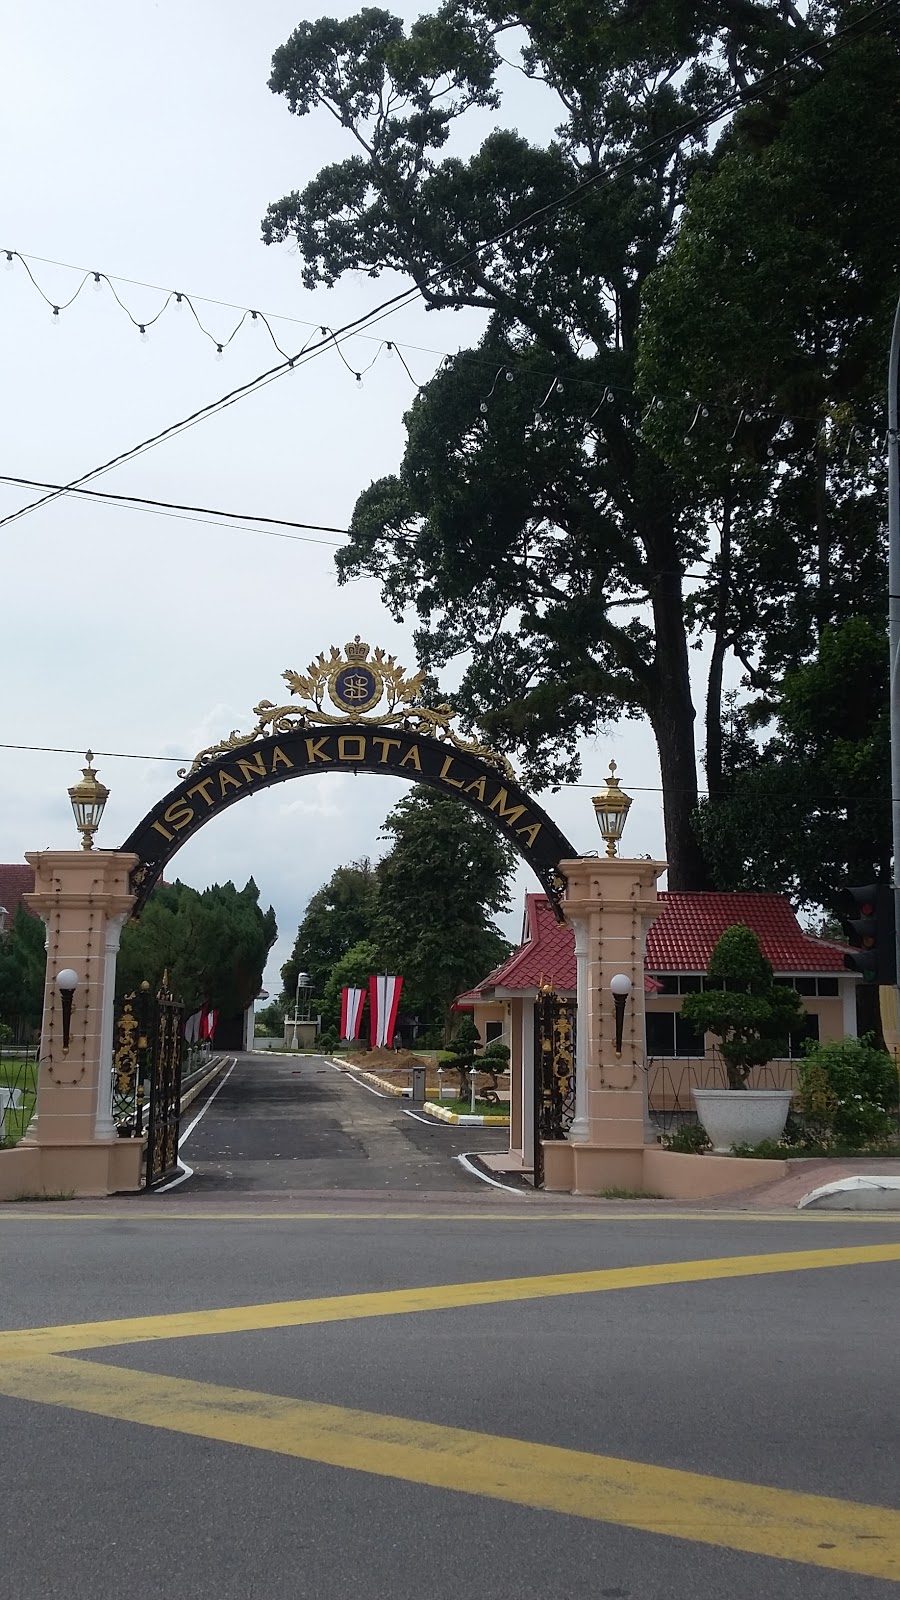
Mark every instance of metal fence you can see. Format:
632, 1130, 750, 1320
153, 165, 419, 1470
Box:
647, 1055, 798, 1133
0, 1047, 39, 1147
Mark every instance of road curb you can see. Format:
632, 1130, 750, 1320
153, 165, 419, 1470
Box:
331, 1061, 510, 1124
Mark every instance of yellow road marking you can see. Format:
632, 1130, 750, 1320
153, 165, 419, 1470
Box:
4, 1242, 900, 1359
1, 1353, 897, 1581
2, 1207, 900, 1224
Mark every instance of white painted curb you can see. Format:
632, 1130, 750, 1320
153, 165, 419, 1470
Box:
798, 1175, 900, 1210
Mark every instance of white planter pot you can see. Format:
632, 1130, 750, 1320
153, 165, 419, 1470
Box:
691, 1088, 793, 1154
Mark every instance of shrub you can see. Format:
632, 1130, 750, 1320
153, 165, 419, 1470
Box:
660, 1122, 710, 1154
797, 1035, 897, 1147
680, 924, 805, 1088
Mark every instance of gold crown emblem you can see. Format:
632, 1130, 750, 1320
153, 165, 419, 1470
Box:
344, 636, 370, 664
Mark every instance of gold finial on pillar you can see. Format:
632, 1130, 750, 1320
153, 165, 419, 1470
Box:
592, 760, 633, 857
68, 752, 109, 851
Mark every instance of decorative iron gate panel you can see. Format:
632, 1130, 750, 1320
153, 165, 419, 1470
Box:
533, 987, 576, 1188
145, 979, 184, 1188
112, 984, 152, 1138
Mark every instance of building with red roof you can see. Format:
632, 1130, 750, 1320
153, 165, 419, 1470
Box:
457, 890, 857, 1172
0, 864, 36, 933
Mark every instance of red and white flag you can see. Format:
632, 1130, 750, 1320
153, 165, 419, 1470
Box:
369, 975, 403, 1049
340, 985, 366, 1041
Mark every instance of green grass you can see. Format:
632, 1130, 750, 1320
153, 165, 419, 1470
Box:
440, 1096, 510, 1117
0, 1058, 37, 1146
597, 1187, 664, 1200
6, 1190, 76, 1202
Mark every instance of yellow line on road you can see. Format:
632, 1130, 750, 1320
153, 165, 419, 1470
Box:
1, 1353, 898, 1582
3, 1241, 900, 1359
2, 1207, 900, 1224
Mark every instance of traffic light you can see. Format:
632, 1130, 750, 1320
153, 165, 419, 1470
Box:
841, 884, 897, 985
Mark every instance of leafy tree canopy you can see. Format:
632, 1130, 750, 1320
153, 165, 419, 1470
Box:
117, 879, 277, 1016
281, 787, 514, 1035
693, 617, 889, 914
263, 1, 898, 892
373, 787, 514, 1027
0, 907, 46, 1041
281, 859, 378, 1000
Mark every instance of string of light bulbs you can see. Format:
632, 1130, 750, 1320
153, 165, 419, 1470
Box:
2, 242, 882, 453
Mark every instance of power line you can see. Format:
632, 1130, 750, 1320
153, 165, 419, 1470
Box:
1, 3, 886, 537
0, 474, 348, 543
0, 739, 888, 806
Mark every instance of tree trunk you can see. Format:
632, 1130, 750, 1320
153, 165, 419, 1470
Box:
648, 567, 709, 890
815, 419, 830, 634
705, 492, 733, 801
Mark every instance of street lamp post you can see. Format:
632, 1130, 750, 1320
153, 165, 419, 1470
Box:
67, 753, 109, 850
592, 762, 633, 857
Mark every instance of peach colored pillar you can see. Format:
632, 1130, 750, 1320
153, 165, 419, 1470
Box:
16, 850, 145, 1196
549, 856, 666, 1194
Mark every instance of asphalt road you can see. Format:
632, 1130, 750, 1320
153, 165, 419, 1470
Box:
175, 1051, 512, 1194
3, 1204, 900, 1599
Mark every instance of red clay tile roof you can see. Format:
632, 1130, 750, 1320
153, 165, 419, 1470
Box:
0, 863, 35, 922
457, 889, 847, 1001
649, 892, 847, 973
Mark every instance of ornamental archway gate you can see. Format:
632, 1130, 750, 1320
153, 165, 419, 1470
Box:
7, 635, 667, 1200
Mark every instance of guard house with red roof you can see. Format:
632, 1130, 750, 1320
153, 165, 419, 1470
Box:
456, 890, 856, 1174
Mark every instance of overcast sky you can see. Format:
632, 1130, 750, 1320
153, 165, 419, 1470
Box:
1, 0, 698, 995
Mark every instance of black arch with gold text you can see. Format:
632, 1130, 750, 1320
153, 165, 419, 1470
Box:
121, 725, 575, 917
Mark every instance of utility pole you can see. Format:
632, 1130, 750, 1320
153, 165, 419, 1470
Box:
886, 293, 900, 1042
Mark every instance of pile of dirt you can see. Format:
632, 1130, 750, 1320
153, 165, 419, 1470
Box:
351, 1048, 428, 1071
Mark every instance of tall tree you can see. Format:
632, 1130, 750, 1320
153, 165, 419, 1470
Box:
261, 1, 893, 887
638, 29, 899, 792
693, 618, 890, 916
0, 907, 46, 1041
280, 859, 378, 1000
373, 787, 514, 1029
117, 880, 277, 1015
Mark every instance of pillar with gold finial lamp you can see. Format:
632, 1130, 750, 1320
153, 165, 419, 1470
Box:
68, 751, 110, 851
592, 760, 633, 857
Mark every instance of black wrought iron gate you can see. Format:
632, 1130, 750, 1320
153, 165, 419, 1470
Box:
113, 978, 185, 1186
145, 979, 185, 1187
533, 987, 576, 1188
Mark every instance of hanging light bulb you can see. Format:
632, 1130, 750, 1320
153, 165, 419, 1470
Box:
50, 305, 60, 327
250, 310, 262, 330
480, 401, 488, 415
385, 341, 394, 359
3, 251, 14, 272
139, 324, 149, 344
355, 372, 363, 388
505, 370, 514, 382
175, 293, 183, 305
215, 344, 224, 361
91, 271, 102, 292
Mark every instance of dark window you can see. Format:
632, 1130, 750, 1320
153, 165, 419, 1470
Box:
817, 977, 839, 997
646, 1012, 676, 1057
794, 977, 816, 996
484, 1021, 503, 1043
786, 1014, 820, 1059
674, 1014, 705, 1057
702, 976, 725, 991
679, 975, 702, 993
652, 975, 679, 995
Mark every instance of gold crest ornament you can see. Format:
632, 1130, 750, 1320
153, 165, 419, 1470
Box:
179, 637, 516, 781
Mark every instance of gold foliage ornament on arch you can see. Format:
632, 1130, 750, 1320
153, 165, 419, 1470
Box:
178, 636, 516, 783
